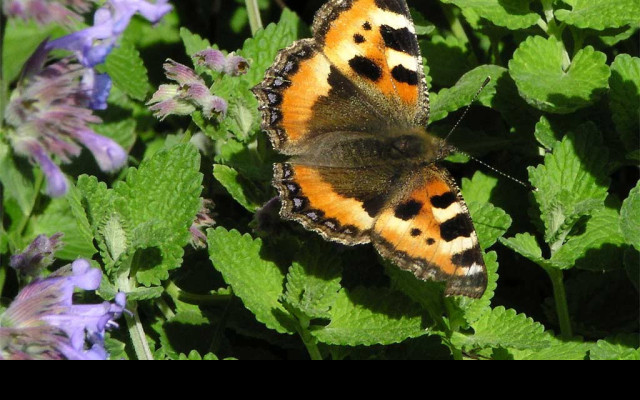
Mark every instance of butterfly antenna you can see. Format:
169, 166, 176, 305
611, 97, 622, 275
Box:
456, 150, 538, 191
442, 76, 492, 143
440, 77, 537, 192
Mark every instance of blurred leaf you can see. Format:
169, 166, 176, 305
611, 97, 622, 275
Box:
555, 0, 640, 30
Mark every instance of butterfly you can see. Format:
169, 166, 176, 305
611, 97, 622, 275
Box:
252, 0, 486, 298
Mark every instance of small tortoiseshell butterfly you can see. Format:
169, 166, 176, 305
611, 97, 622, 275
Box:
252, 0, 487, 298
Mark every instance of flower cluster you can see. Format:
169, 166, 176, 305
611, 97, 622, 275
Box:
2, 0, 94, 27
148, 49, 248, 121
10, 233, 64, 277
5, 44, 126, 197
3, 0, 173, 197
0, 258, 126, 360
189, 199, 216, 248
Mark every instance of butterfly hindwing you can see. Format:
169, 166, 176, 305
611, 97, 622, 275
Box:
372, 165, 487, 298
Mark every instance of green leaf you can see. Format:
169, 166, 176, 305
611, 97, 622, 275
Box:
311, 287, 428, 346
213, 164, 261, 212
26, 196, 97, 260
430, 64, 505, 122
534, 116, 558, 151
207, 227, 296, 334
2, 20, 63, 85
609, 54, 640, 153
237, 8, 303, 87
555, 0, 640, 30
551, 205, 626, 271
500, 233, 547, 266
180, 27, 213, 57
461, 171, 499, 205
624, 248, 639, 291
621, 180, 640, 251
282, 241, 342, 320
105, 39, 151, 101
590, 334, 640, 360
528, 129, 610, 248
0, 142, 38, 218
509, 338, 592, 360
509, 36, 610, 113
468, 201, 512, 250
114, 144, 203, 285
441, 0, 540, 30
451, 306, 551, 351
422, 34, 476, 88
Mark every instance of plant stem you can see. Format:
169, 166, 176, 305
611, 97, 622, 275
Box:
245, 0, 263, 36
441, 4, 469, 44
298, 319, 323, 360
125, 301, 154, 360
0, 263, 6, 299
546, 268, 573, 340
165, 280, 232, 305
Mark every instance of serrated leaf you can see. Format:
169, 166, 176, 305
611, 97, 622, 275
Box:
114, 144, 203, 285
213, 164, 261, 212
609, 54, 640, 153
552, 205, 626, 270
555, 0, 640, 30
282, 241, 343, 320
461, 171, 499, 205
510, 338, 592, 360
468, 201, 512, 250
621, 181, 640, 251
431, 64, 505, 122
99, 213, 129, 264
26, 196, 97, 260
207, 227, 296, 334
590, 334, 640, 360
509, 36, 610, 113
501, 233, 547, 266
311, 287, 428, 346
528, 129, 610, 248
452, 306, 551, 351
126, 286, 164, 301
237, 8, 303, 87
441, 0, 540, 30
105, 39, 151, 101
534, 116, 558, 151
180, 27, 213, 57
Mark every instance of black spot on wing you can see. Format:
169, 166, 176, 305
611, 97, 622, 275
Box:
394, 200, 423, 220
391, 65, 418, 85
354, 33, 366, 44
349, 56, 382, 81
380, 25, 419, 56
440, 214, 473, 242
374, 0, 408, 16
451, 247, 483, 267
426, 238, 435, 245
363, 195, 387, 218
363, 21, 372, 30
430, 192, 456, 209
410, 228, 422, 237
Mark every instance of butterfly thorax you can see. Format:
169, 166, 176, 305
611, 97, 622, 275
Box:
292, 127, 447, 168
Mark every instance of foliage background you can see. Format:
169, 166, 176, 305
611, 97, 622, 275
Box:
0, 0, 638, 359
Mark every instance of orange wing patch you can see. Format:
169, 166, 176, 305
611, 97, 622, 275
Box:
273, 163, 375, 244
252, 40, 332, 154
372, 167, 487, 298
313, 0, 425, 117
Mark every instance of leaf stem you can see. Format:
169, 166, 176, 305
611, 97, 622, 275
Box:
124, 301, 154, 360
441, 4, 469, 44
0, 262, 6, 299
545, 268, 573, 340
297, 316, 323, 360
165, 280, 232, 305
245, 0, 263, 36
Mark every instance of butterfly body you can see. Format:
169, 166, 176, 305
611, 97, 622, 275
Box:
253, 0, 487, 298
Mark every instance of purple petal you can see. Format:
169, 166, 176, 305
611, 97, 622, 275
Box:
82, 70, 112, 110
73, 129, 127, 172
28, 142, 69, 197
71, 259, 102, 290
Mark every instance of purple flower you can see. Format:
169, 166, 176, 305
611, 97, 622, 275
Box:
5, 44, 127, 197
2, 0, 94, 27
190, 199, 216, 248
47, 0, 173, 67
0, 259, 126, 360
10, 233, 64, 277
194, 49, 249, 76
148, 60, 228, 120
